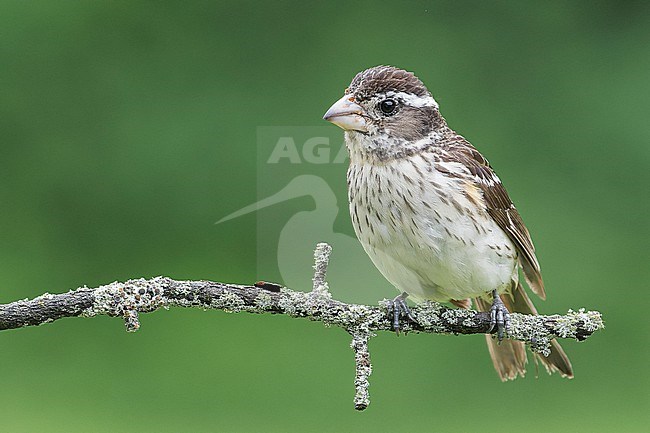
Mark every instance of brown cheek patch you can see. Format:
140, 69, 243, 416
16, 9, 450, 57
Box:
387, 106, 438, 142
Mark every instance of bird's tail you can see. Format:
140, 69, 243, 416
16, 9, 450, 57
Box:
472, 283, 574, 381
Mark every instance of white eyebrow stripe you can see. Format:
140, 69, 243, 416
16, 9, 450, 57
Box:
385, 91, 439, 109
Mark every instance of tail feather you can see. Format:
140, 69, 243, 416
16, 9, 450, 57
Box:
484, 335, 528, 380
473, 284, 573, 381
507, 284, 573, 378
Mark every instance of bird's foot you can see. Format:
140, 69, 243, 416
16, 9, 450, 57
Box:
386, 292, 416, 334
487, 290, 511, 342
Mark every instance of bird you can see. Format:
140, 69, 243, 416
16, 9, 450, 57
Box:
322, 65, 573, 381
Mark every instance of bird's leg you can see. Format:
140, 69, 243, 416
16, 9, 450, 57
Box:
386, 292, 417, 334
487, 290, 511, 342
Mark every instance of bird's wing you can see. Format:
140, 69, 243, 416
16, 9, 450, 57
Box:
449, 140, 546, 299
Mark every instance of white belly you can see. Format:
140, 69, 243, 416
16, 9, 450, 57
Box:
348, 157, 518, 302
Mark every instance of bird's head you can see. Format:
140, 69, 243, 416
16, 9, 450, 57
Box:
323, 66, 447, 160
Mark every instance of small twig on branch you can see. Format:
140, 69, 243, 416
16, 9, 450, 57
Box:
0, 244, 603, 411
349, 332, 372, 410
312, 242, 332, 293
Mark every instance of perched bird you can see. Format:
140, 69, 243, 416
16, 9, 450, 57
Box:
323, 65, 572, 381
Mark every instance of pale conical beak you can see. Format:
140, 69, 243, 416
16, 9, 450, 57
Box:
323, 95, 367, 132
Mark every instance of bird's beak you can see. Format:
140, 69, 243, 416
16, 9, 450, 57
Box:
323, 95, 367, 132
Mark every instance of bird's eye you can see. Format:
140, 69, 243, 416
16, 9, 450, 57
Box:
379, 98, 398, 115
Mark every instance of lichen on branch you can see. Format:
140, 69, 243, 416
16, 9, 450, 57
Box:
0, 243, 603, 411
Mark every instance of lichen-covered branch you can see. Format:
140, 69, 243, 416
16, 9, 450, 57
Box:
0, 244, 603, 411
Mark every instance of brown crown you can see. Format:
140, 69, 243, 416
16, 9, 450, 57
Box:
346, 66, 430, 101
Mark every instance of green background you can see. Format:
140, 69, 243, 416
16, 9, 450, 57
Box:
1, 1, 648, 432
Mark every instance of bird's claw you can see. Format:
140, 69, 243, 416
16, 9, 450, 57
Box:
487, 291, 510, 342
386, 293, 416, 334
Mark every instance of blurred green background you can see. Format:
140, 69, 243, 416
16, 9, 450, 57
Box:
1, 1, 648, 432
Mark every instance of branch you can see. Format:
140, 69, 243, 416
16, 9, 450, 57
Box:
0, 243, 603, 411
